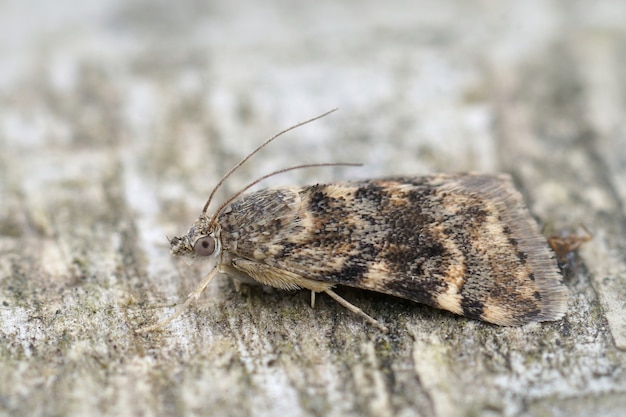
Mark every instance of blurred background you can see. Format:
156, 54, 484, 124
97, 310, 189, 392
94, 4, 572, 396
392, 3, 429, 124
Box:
1, 1, 625, 417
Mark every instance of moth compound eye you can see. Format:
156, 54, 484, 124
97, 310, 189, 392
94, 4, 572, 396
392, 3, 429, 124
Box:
193, 236, 216, 257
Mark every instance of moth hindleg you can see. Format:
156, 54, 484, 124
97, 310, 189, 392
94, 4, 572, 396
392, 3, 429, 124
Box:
323, 289, 389, 333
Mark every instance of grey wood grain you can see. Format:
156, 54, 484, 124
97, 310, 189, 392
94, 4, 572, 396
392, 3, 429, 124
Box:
1, 1, 625, 416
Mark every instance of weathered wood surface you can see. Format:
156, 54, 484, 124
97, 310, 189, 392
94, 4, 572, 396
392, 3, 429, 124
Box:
1, 1, 625, 416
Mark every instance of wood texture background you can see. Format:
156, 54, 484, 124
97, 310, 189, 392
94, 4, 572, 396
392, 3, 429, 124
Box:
1, 1, 625, 416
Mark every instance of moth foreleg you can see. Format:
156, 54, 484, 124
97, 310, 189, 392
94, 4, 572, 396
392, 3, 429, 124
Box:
136, 266, 219, 333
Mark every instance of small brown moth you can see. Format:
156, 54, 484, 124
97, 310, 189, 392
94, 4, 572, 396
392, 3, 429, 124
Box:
138, 110, 568, 333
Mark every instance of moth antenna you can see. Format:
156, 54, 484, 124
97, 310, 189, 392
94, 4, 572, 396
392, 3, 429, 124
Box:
202, 108, 339, 214
208, 162, 362, 227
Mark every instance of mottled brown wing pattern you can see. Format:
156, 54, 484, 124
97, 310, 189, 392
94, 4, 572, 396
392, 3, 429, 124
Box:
218, 174, 568, 326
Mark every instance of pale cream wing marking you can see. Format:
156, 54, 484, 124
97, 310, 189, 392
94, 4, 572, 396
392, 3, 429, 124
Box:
231, 258, 333, 293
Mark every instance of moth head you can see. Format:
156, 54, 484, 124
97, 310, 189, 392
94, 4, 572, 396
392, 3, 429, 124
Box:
170, 215, 220, 259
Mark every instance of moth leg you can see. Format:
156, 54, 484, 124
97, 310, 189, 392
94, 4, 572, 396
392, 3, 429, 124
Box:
232, 279, 252, 296
324, 289, 389, 333
136, 266, 219, 333
311, 291, 316, 308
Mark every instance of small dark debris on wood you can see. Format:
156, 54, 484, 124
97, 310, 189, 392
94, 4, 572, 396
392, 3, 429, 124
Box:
546, 224, 592, 269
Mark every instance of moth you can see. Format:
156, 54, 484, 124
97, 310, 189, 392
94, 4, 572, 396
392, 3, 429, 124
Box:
138, 110, 568, 333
